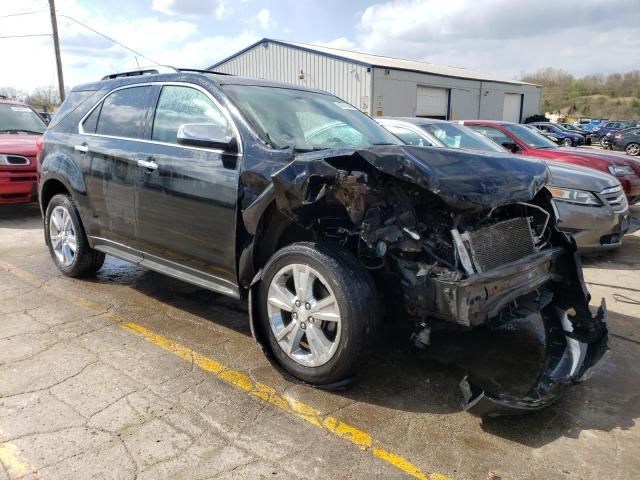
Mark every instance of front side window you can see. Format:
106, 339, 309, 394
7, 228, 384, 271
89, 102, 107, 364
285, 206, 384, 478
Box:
95, 86, 153, 139
385, 125, 432, 147
152, 86, 229, 144
222, 85, 399, 152
423, 123, 506, 152
466, 125, 513, 147
0, 103, 47, 134
503, 124, 558, 149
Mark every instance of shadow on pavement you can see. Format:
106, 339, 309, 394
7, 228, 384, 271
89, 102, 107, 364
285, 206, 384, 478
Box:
0, 204, 41, 228
98, 261, 639, 448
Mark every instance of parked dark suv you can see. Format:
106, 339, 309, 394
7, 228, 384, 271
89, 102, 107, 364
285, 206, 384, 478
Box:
38, 68, 608, 416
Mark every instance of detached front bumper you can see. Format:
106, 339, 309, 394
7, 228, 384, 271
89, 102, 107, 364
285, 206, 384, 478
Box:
461, 300, 609, 416
0, 170, 38, 205
414, 248, 563, 327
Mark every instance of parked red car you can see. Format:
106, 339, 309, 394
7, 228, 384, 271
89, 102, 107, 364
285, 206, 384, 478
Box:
0, 99, 46, 205
462, 120, 640, 204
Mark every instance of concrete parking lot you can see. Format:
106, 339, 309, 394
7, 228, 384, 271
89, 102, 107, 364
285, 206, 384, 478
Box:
1, 204, 639, 480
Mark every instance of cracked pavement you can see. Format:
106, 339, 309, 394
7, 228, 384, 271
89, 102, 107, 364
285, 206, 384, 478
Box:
0, 204, 639, 480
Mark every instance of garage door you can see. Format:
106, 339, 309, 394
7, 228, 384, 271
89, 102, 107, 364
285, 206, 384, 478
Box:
416, 86, 448, 119
503, 93, 522, 122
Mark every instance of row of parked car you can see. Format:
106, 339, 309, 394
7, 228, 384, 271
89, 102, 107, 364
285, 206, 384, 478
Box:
528, 118, 640, 157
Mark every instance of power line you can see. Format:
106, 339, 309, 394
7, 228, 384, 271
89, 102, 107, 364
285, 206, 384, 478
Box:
0, 9, 48, 18
0, 9, 161, 66
58, 14, 161, 66
0, 34, 51, 38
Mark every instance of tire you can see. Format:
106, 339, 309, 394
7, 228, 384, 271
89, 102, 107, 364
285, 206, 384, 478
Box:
599, 136, 607, 146
257, 242, 380, 386
625, 143, 640, 156
561, 138, 573, 147
45, 194, 105, 277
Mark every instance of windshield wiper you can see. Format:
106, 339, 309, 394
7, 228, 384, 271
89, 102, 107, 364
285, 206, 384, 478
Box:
0, 129, 43, 135
293, 147, 329, 153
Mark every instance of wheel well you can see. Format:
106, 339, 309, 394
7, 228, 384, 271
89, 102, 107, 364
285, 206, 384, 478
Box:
253, 202, 316, 271
41, 179, 70, 213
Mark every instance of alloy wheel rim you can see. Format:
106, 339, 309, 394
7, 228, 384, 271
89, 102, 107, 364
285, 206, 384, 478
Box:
626, 144, 639, 156
49, 206, 77, 267
266, 263, 341, 367
562, 138, 572, 147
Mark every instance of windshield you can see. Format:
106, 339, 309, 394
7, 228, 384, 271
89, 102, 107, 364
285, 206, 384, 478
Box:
221, 85, 399, 151
504, 124, 557, 149
420, 122, 505, 153
0, 104, 47, 134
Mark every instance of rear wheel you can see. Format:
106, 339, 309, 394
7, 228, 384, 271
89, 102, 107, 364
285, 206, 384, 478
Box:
45, 194, 105, 277
258, 242, 380, 386
625, 143, 640, 156
599, 136, 607, 146
561, 138, 573, 147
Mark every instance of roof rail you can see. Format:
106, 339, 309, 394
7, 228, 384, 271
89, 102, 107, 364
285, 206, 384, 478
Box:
176, 68, 233, 76
101, 66, 177, 81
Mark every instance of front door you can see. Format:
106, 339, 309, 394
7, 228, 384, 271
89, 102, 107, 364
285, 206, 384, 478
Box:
135, 84, 241, 294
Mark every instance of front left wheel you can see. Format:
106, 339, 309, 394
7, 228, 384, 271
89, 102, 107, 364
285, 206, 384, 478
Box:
45, 194, 105, 277
257, 242, 380, 386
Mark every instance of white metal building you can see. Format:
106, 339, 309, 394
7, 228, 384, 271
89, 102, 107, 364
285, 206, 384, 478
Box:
209, 39, 542, 122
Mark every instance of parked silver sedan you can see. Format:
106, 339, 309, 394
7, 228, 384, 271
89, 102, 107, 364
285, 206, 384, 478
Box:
377, 117, 630, 254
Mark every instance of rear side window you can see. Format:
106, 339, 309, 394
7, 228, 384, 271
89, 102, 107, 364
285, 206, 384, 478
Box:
50, 90, 98, 129
95, 86, 153, 139
82, 105, 101, 134
152, 86, 228, 144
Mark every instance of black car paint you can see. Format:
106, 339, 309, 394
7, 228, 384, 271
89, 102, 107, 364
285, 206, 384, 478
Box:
39, 71, 609, 417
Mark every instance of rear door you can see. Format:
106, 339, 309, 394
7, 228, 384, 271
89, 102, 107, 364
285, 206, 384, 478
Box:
80, 85, 156, 260
134, 84, 241, 295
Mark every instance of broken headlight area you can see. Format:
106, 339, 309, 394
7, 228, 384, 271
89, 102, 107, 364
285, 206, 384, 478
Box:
270, 146, 609, 416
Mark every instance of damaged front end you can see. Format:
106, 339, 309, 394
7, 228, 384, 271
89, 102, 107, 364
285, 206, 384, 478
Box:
269, 145, 609, 416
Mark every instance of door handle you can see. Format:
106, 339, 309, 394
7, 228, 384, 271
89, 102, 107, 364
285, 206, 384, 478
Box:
137, 159, 158, 171
74, 144, 89, 154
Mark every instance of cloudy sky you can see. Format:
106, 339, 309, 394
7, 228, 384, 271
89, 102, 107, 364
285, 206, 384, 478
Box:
2, 0, 639, 92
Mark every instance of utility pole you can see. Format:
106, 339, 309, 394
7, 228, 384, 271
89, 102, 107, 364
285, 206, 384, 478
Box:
48, 0, 65, 102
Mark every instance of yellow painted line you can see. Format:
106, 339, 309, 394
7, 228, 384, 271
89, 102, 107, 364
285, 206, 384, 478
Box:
0, 429, 42, 479
0, 260, 449, 480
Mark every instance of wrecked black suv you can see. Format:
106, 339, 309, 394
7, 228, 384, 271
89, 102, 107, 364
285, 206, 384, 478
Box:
38, 68, 609, 416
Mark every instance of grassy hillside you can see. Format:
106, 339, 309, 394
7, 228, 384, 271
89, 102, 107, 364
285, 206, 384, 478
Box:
521, 68, 640, 120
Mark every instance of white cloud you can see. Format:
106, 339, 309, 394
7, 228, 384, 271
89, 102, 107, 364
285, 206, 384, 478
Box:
0, 0, 256, 92
317, 37, 356, 50
151, 0, 229, 17
353, 0, 640, 78
256, 8, 273, 30
215, 2, 232, 20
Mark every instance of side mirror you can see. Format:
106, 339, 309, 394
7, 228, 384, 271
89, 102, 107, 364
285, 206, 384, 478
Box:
177, 123, 238, 153
502, 142, 520, 153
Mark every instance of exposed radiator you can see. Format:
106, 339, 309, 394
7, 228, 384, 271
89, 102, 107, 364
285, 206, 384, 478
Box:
464, 217, 535, 272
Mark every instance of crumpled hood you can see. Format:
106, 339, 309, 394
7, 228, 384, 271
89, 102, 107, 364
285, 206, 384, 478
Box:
281, 145, 551, 211
0, 134, 40, 157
